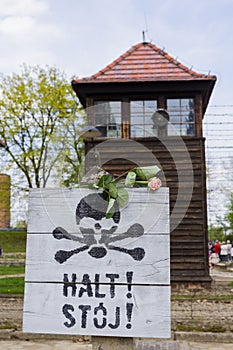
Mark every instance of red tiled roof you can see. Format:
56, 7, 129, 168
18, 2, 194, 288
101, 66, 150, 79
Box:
74, 42, 216, 83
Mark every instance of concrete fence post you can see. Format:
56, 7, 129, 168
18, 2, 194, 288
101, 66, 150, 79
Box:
92, 336, 134, 350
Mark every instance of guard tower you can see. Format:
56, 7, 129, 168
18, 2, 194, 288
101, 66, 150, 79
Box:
72, 42, 216, 288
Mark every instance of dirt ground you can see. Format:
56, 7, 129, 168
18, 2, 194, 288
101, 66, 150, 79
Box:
0, 264, 232, 349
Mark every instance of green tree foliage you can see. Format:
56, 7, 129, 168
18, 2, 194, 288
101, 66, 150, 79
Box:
225, 192, 233, 233
209, 195, 233, 242
59, 118, 85, 187
0, 65, 85, 187
208, 225, 224, 242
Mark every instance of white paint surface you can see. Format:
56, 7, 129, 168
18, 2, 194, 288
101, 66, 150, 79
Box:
23, 187, 170, 338
23, 282, 170, 338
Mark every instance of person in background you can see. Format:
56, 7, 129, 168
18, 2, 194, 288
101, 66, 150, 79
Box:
208, 241, 214, 256
208, 241, 214, 268
220, 241, 228, 262
226, 240, 232, 262
214, 240, 221, 260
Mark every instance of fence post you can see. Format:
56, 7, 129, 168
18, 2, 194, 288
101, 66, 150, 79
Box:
92, 336, 134, 350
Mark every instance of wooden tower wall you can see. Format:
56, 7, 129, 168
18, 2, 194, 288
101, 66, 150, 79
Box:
85, 136, 210, 286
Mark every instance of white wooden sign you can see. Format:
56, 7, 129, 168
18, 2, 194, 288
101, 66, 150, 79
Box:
23, 187, 170, 338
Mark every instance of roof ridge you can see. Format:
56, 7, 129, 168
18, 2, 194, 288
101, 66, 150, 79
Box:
91, 43, 142, 80
145, 42, 208, 78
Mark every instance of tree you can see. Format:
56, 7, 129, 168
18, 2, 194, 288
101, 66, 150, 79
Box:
58, 117, 85, 187
0, 64, 85, 188
208, 224, 224, 242
225, 192, 233, 233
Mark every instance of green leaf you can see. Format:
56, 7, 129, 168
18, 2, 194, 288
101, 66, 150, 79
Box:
116, 181, 125, 188
125, 171, 136, 187
108, 182, 118, 199
97, 175, 113, 188
102, 190, 109, 201
134, 165, 160, 180
106, 198, 116, 218
116, 187, 129, 207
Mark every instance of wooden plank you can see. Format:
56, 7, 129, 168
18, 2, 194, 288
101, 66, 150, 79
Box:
171, 270, 207, 277
100, 153, 202, 162
171, 263, 205, 270
171, 251, 204, 257
101, 157, 201, 166
171, 237, 204, 243
97, 148, 201, 156
171, 257, 206, 263
174, 224, 203, 230
170, 208, 203, 215
27, 188, 169, 235
23, 283, 170, 338
172, 218, 203, 225
171, 242, 204, 249
171, 213, 204, 220
25, 234, 170, 284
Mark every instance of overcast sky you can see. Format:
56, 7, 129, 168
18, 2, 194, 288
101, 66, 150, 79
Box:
0, 0, 233, 106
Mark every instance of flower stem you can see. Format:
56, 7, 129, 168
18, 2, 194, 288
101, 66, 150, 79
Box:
114, 169, 132, 182
135, 181, 148, 185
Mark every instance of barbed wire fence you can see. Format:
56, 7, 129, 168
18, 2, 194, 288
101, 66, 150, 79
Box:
204, 105, 233, 229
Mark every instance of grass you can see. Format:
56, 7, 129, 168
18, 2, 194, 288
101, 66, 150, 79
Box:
0, 231, 26, 295
229, 281, 233, 287
0, 265, 25, 275
1, 256, 25, 260
0, 321, 18, 330
172, 294, 233, 300
0, 276, 25, 294
176, 324, 226, 333
0, 231, 26, 253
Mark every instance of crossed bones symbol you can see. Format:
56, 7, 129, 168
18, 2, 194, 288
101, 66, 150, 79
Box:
52, 193, 145, 264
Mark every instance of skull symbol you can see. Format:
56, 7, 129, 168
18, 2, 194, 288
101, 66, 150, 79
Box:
53, 193, 145, 263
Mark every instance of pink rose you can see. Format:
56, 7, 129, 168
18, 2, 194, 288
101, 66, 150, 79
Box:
148, 177, 161, 191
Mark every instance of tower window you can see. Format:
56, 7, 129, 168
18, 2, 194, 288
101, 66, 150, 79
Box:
93, 101, 121, 138
166, 98, 195, 136
130, 100, 157, 137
